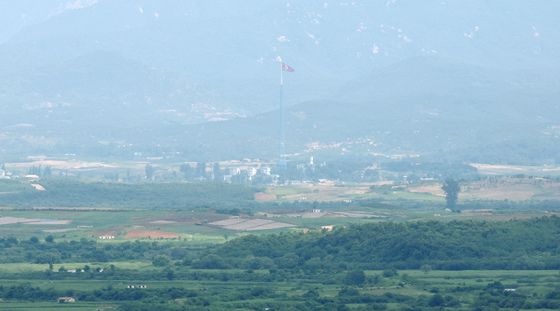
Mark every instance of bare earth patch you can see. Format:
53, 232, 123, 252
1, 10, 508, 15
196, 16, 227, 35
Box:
407, 183, 445, 197
26, 219, 71, 225
472, 163, 560, 176
124, 230, 179, 239
149, 220, 178, 225
272, 182, 374, 202
254, 192, 276, 202
208, 218, 295, 231
0, 216, 71, 225
8, 160, 117, 170
271, 211, 384, 219
43, 228, 77, 233
407, 177, 560, 202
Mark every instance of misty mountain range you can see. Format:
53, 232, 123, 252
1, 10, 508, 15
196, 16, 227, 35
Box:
1, 0, 559, 163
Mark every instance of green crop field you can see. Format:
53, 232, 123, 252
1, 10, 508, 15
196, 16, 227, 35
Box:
0, 301, 115, 310
1, 269, 559, 310
1, 180, 560, 310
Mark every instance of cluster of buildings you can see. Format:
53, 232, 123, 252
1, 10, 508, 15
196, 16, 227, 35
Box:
177, 156, 326, 185
0, 165, 11, 179
60, 267, 104, 273
180, 161, 277, 184
98, 234, 116, 240
57, 296, 76, 303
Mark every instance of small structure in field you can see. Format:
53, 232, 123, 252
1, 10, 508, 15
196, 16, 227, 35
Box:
24, 174, 40, 180
312, 209, 321, 213
57, 296, 76, 303
30, 183, 46, 191
98, 234, 115, 240
321, 225, 335, 232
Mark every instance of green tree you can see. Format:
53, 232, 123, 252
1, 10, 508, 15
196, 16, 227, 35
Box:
145, 164, 155, 180
382, 269, 398, 278
180, 164, 193, 180
152, 255, 171, 267
421, 264, 432, 274
442, 178, 460, 210
165, 268, 175, 280
344, 270, 366, 286
43, 166, 52, 177
429, 293, 444, 306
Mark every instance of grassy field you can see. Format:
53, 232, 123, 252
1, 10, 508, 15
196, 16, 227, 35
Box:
0, 302, 116, 310
2, 175, 560, 243
0, 208, 238, 242
1, 199, 555, 243
0, 261, 152, 273
1, 269, 558, 310
262, 176, 560, 204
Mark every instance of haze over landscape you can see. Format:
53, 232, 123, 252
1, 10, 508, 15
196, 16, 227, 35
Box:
1, 1, 560, 310
1, 0, 559, 162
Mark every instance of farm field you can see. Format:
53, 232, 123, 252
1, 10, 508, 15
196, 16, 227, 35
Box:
1, 204, 552, 242
260, 176, 560, 205
1, 269, 559, 310
472, 163, 560, 177
1, 189, 557, 242
0, 261, 152, 274
0, 301, 115, 310
0, 177, 559, 311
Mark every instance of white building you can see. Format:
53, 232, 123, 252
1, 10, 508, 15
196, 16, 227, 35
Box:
247, 167, 257, 177
260, 167, 272, 176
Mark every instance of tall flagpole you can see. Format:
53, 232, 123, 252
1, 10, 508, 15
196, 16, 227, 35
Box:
279, 61, 286, 170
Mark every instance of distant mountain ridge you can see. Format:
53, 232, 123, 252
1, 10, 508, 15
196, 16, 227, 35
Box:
171, 57, 560, 163
0, 1, 559, 162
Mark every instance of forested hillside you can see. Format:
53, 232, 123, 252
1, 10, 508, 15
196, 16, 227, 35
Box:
214, 216, 560, 270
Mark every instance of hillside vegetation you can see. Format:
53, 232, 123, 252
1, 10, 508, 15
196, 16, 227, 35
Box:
215, 216, 560, 270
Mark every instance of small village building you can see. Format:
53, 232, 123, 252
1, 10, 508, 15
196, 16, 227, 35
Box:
24, 174, 40, 180
57, 296, 76, 303
98, 234, 115, 240
321, 225, 335, 232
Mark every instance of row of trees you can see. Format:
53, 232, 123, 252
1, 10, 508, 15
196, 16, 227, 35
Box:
0, 238, 185, 264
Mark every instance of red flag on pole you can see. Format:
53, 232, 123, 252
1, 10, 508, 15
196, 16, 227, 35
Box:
281, 62, 295, 72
